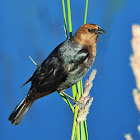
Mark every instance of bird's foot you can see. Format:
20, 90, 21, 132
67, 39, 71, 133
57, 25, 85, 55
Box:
60, 91, 84, 109
73, 101, 84, 109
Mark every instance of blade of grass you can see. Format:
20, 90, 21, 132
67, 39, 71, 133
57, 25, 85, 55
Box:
67, 0, 72, 37
67, 0, 77, 104
29, 56, 39, 67
77, 80, 83, 98
81, 0, 89, 140
59, 92, 74, 112
81, 121, 88, 140
84, 0, 88, 24
71, 104, 78, 140
76, 123, 80, 140
77, 80, 88, 140
62, 0, 90, 140
72, 85, 77, 100
79, 80, 83, 94
61, 0, 80, 112
75, 93, 80, 140
62, 0, 68, 39
67, 0, 77, 110
66, 1, 81, 139
84, 121, 88, 140
71, 93, 80, 140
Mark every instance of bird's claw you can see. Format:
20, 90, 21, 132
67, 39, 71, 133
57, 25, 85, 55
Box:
73, 101, 84, 109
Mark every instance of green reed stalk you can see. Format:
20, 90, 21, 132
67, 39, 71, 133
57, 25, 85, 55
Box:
62, 0, 89, 139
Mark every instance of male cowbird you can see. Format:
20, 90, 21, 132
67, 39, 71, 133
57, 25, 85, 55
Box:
8, 23, 105, 125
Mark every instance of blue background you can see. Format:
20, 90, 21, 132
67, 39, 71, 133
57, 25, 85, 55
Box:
0, 0, 140, 140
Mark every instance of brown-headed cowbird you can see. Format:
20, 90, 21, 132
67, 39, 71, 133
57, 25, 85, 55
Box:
8, 23, 105, 125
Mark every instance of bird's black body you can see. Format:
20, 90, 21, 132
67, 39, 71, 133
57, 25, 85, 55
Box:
8, 23, 105, 125
29, 37, 94, 100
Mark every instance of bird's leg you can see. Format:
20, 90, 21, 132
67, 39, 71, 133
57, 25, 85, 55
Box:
61, 91, 84, 109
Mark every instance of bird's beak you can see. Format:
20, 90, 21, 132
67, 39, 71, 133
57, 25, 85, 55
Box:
95, 27, 105, 34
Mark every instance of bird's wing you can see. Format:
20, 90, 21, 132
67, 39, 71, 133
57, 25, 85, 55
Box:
20, 60, 44, 88
20, 76, 33, 88
71, 49, 89, 66
31, 39, 89, 93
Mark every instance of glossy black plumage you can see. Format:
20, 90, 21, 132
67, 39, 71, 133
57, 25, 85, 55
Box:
32, 38, 91, 96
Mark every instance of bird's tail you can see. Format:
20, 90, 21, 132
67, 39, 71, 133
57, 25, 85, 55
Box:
8, 95, 34, 125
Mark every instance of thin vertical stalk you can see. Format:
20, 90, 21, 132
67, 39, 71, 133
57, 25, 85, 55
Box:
71, 104, 79, 140
76, 123, 80, 140
77, 80, 83, 98
67, 0, 72, 37
66, 0, 77, 100
71, 93, 80, 140
62, 0, 68, 39
66, 1, 80, 139
62, 0, 89, 139
77, 80, 88, 140
84, 0, 88, 24
81, 0, 89, 140
72, 85, 77, 100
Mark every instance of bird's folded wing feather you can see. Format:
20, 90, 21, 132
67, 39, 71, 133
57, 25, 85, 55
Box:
22, 39, 89, 93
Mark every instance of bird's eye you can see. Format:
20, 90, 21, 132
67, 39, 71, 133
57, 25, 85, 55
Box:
88, 28, 94, 33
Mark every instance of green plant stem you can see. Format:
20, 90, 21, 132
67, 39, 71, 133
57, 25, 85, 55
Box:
77, 80, 88, 140
67, 0, 72, 37
84, 0, 88, 24
77, 80, 83, 98
75, 93, 80, 140
84, 121, 88, 140
71, 104, 78, 140
59, 92, 74, 112
66, 0, 77, 101
66, 1, 81, 139
76, 123, 80, 140
71, 93, 80, 140
81, 0, 89, 140
62, 0, 68, 39
62, 0, 89, 140
29, 56, 39, 67
72, 85, 77, 100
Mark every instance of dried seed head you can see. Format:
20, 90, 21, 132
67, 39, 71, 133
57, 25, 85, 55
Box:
132, 89, 140, 113
124, 134, 133, 140
138, 125, 140, 133
77, 69, 96, 123
131, 24, 140, 91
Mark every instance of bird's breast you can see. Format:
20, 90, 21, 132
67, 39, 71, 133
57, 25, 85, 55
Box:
86, 44, 97, 60
57, 56, 94, 91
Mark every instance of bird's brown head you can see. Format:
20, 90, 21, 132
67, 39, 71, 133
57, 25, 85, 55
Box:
73, 23, 105, 46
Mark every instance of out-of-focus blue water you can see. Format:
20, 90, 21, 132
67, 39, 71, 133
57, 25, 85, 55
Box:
0, 0, 140, 140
